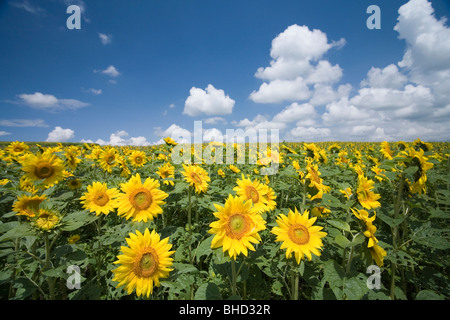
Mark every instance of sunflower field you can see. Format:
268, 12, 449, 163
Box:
0, 139, 449, 300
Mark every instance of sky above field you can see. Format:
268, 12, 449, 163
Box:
1, 0, 450, 145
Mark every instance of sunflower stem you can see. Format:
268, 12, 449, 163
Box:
231, 259, 237, 296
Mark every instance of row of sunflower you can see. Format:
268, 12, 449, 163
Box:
0, 139, 448, 300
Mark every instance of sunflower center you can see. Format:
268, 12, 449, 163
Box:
131, 188, 153, 210
34, 163, 55, 179
94, 192, 110, 206
288, 224, 310, 245
14, 146, 24, 152
106, 155, 115, 165
226, 213, 249, 239
159, 170, 169, 178
135, 156, 142, 163
190, 172, 202, 184
134, 248, 159, 278
246, 186, 259, 203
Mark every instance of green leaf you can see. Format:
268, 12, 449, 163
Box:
195, 235, 213, 262
194, 282, 222, 300
327, 219, 351, 232
416, 290, 444, 300
334, 235, 351, 248
0, 223, 35, 242
60, 211, 99, 231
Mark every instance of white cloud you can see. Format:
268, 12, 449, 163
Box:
233, 114, 287, 131
250, 24, 345, 104
309, 83, 352, 106
249, 77, 311, 104
203, 128, 224, 142
322, 97, 376, 125
288, 126, 331, 141
157, 124, 192, 144
87, 88, 102, 95
360, 64, 407, 89
0, 131, 11, 136
95, 130, 151, 146
394, 0, 450, 108
184, 84, 235, 116
272, 102, 316, 123
10, 0, 45, 15
203, 116, 227, 125
0, 119, 48, 127
17, 92, 89, 111
46, 126, 75, 142
98, 33, 112, 45
95, 65, 120, 77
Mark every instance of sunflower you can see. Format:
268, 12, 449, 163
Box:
156, 162, 175, 186
5, 141, 29, 156
68, 234, 81, 244
64, 146, 81, 171
209, 195, 266, 260
271, 208, 327, 264
98, 148, 118, 173
116, 173, 169, 222
370, 243, 387, 267
356, 175, 381, 210
305, 160, 330, 193
261, 184, 277, 212
34, 209, 60, 231
112, 229, 174, 298
129, 150, 148, 168
311, 206, 331, 218
12, 194, 46, 218
233, 174, 269, 213
380, 141, 394, 160
21, 152, 65, 188
67, 177, 82, 190
406, 147, 434, 194
218, 169, 225, 178
163, 136, 177, 146
80, 181, 119, 216
228, 164, 240, 173
181, 164, 210, 194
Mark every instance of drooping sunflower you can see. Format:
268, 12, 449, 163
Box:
233, 174, 269, 213
406, 147, 434, 194
112, 229, 174, 298
80, 181, 119, 216
12, 194, 46, 218
21, 152, 65, 188
218, 169, 226, 178
380, 141, 394, 160
34, 209, 60, 231
116, 173, 169, 222
271, 208, 327, 264
356, 175, 381, 210
156, 162, 175, 186
370, 243, 387, 267
305, 160, 330, 194
209, 195, 266, 260
181, 164, 210, 194
129, 150, 148, 168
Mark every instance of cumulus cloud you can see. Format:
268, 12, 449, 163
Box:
95, 130, 151, 146
46, 126, 75, 142
183, 84, 235, 117
95, 65, 120, 77
250, 24, 345, 104
17, 92, 89, 112
0, 131, 11, 137
272, 102, 316, 124
249, 77, 311, 104
156, 124, 192, 144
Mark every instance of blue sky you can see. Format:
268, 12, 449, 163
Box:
1, 0, 449, 145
